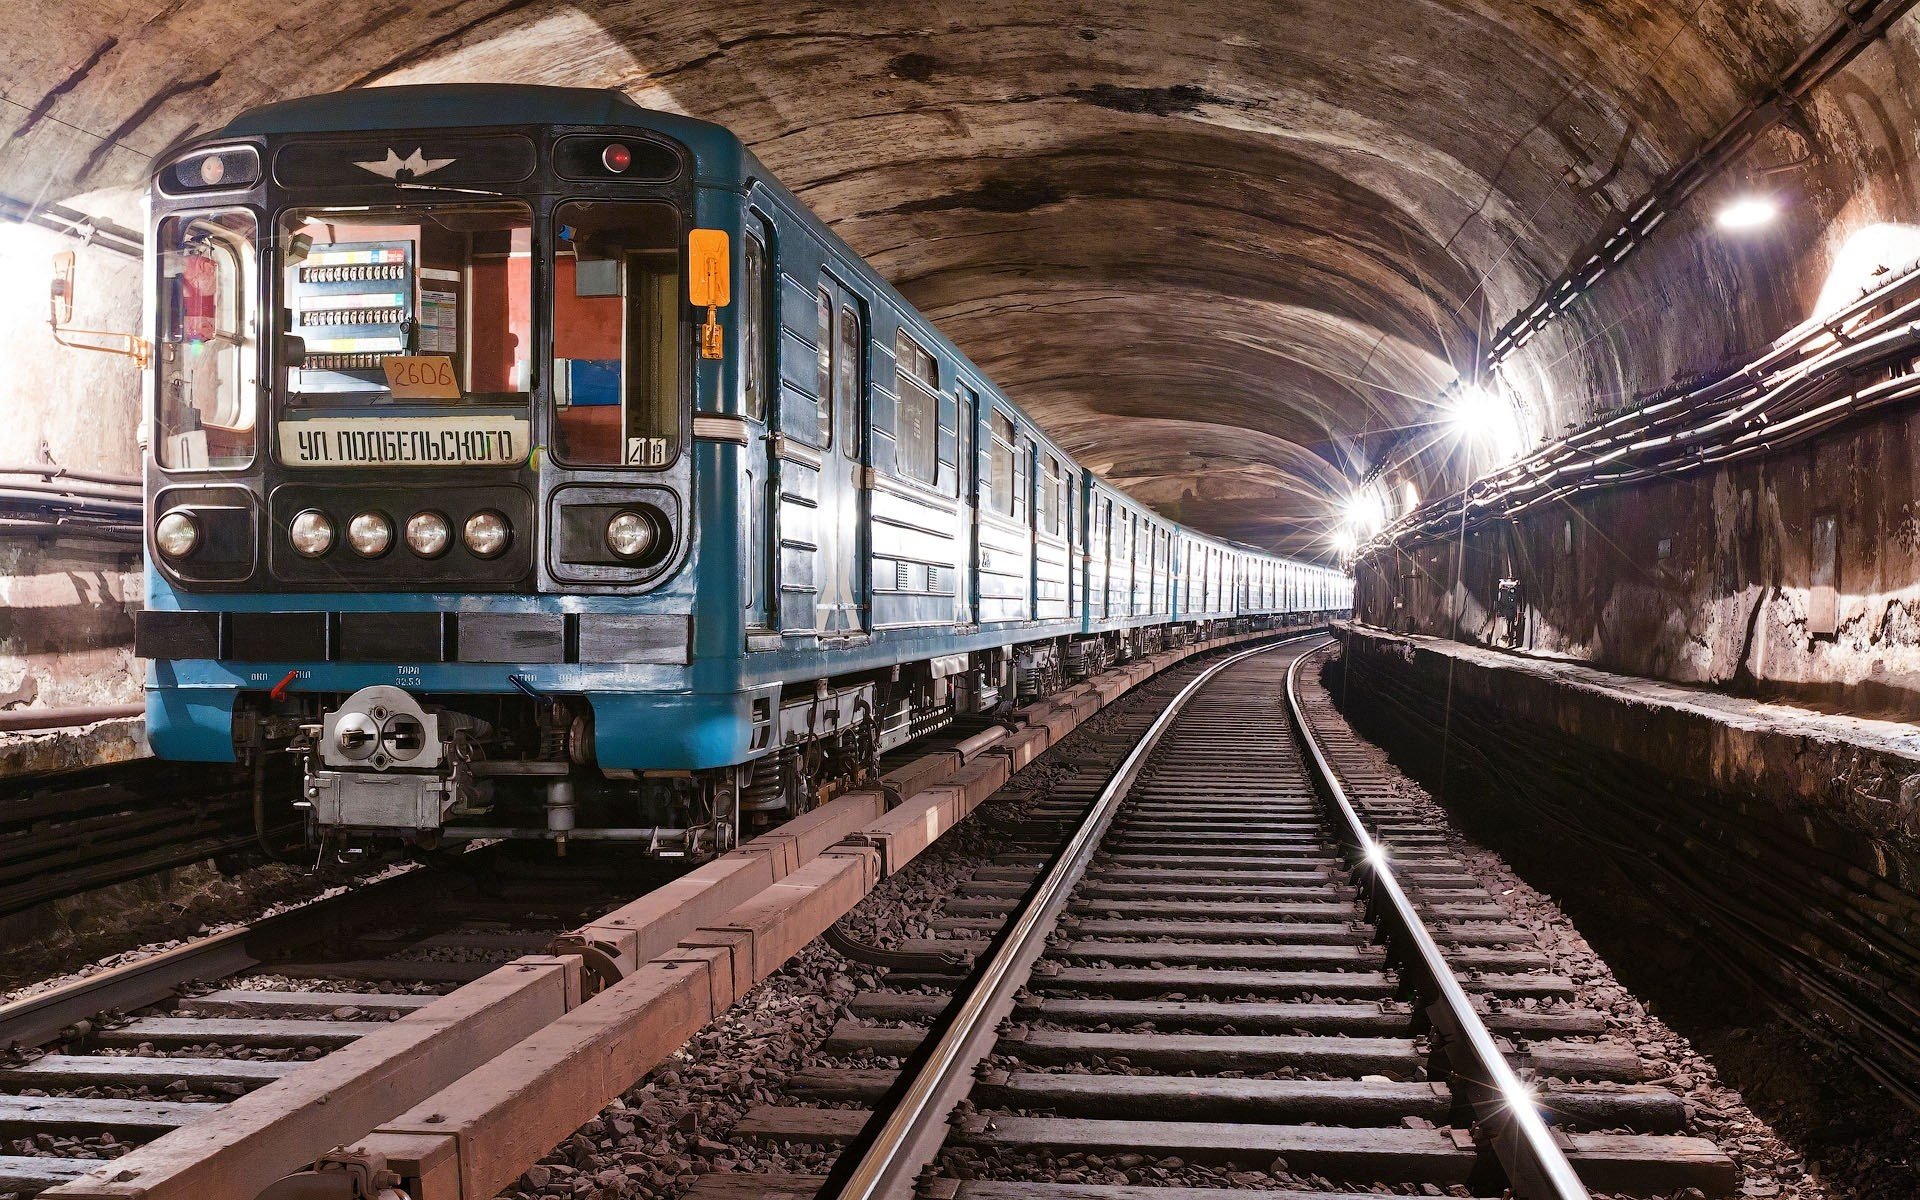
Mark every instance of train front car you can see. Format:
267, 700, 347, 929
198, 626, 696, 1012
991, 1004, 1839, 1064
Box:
136, 86, 759, 860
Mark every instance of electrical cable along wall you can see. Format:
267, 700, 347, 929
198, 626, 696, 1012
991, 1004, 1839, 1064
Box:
1353, 254, 1920, 709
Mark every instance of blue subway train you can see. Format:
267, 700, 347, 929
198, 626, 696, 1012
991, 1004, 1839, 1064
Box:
134, 84, 1350, 858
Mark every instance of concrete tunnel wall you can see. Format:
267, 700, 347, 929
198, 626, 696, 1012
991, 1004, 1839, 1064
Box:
9, 2, 1920, 730
1354, 405, 1920, 719
0, 207, 143, 719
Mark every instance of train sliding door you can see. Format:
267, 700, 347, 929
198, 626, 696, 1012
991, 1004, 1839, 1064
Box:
774, 272, 867, 637
818, 276, 868, 634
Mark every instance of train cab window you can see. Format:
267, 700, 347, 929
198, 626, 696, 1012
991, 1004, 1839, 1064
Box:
279, 203, 532, 421
550, 200, 683, 467
157, 210, 257, 469
895, 332, 938, 484
743, 231, 768, 424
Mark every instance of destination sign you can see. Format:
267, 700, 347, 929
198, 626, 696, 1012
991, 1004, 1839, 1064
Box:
279, 414, 530, 467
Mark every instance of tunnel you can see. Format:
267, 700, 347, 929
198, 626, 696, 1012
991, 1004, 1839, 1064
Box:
3, 2, 1920, 1198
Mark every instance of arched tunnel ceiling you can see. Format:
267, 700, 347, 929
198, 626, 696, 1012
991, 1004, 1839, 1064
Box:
3, 0, 1828, 556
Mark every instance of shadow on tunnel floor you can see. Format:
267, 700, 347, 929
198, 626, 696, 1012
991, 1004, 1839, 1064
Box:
1320, 651, 1920, 1199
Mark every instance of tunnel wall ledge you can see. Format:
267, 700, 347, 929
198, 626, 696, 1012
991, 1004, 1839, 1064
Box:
0, 717, 148, 778
1335, 621, 1920, 849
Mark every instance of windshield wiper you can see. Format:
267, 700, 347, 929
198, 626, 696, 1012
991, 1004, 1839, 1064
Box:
392, 181, 508, 198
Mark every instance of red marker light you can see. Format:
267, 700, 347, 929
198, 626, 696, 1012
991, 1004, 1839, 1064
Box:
602, 143, 633, 173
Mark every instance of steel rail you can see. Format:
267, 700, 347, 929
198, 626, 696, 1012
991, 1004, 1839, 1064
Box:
0, 863, 435, 1049
1284, 641, 1589, 1200
824, 635, 1310, 1200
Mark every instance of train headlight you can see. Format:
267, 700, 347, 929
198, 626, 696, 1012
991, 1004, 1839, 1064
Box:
289, 509, 334, 558
605, 510, 657, 560
405, 511, 451, 558
154, 510, 201, 559
463, 510, 511, 559
347, 511, 393, 558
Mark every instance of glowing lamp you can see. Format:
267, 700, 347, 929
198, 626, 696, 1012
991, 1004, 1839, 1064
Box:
1717, 195, 1779, 231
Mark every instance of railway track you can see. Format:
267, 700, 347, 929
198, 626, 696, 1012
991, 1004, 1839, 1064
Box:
0, 848, 661, 1197
695, 640, 1741, 1200
11, 625, 1620, 1198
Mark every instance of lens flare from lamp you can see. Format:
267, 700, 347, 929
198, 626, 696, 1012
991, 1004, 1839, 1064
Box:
1343, 489, 1387, 535
1717, 195, 1779, 231
1448, 385, 1505, 437
1331, 527, 1358, 557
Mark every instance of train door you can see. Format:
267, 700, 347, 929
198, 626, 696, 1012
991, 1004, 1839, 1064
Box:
814, 274, 868, 634
976, 407, 1030, 623
741, 220, 776, 639
956, 384, 976, 625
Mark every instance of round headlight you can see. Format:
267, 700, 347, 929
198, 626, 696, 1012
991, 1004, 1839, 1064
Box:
347, 511, 393, 558
405, 511, 451, 558
289, 509, 334, 558
463, 510, 511, 559
154, 510, 200, 559
605, 510, 657, 560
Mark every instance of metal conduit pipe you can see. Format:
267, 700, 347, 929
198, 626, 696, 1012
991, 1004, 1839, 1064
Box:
0, 464, 142, 488
0, 479, 142, 504
1374, 309, 1920, 552
0, 488, 142, 515
0, 703, 143, 732
0, 518, 141, 543
1381, 264, 1920, 553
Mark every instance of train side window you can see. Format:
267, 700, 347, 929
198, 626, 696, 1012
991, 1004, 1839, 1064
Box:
989, 411, 1017, 517
156, 209, 257, 469
1040, 454, 1063, 536
836, 304, 861, 458
894, 332, 939, 484
809, 288, 833, 448
742, 230, 768, 423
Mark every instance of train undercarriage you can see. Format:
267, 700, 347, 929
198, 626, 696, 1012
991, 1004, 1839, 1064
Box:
251, 619, 1290, 863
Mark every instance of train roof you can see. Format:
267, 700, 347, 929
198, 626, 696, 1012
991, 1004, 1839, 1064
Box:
213, 84, 725, 142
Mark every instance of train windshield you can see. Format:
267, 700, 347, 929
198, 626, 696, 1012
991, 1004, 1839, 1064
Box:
156, 210, 258, 470
550, 200, 684, 467
277, 202, 532, 413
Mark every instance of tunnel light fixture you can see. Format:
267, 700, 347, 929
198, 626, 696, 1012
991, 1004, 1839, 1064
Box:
1342, 488, 1388, 536
1448, 385, 1507, 438
1717, 194, 1780, 232
1331, 527, 1359, 558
